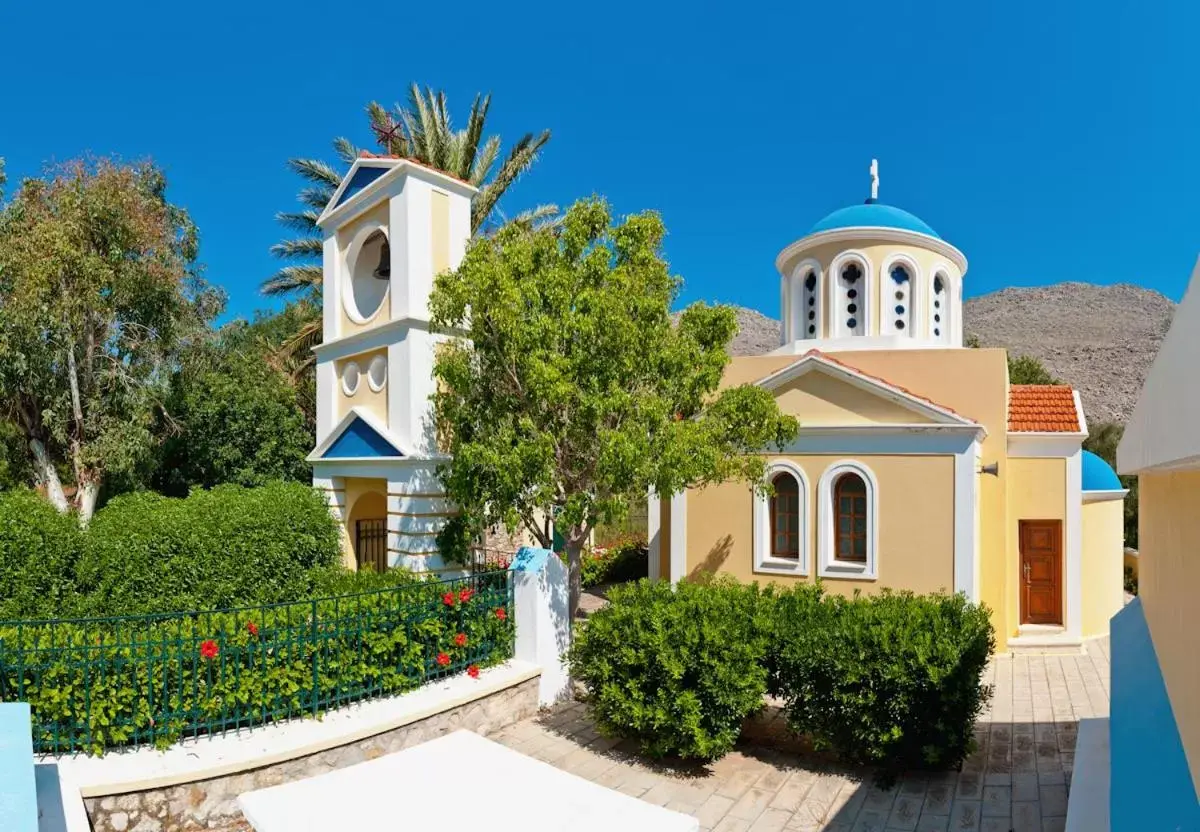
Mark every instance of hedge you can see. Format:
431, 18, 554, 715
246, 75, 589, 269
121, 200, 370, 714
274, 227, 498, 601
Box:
568, 579, 994, 775
561, 535, 649, 589
0, 489, 85, 619
566, 577, 774, 760
772, 586, 995, 779
0, 571, 514, 756
71, 482, 342, 616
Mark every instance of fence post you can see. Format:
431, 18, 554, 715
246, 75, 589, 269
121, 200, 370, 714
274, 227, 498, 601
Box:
310, 598, 320, 717
511, 547, 571, 706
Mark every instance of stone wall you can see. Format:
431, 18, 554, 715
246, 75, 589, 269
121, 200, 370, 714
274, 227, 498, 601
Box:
85, 676, 539, 832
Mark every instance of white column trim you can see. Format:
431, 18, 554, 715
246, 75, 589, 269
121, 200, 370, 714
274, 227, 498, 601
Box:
647, 492, 662, 581
669, 491, 687, 584
954, 441, 980, 600
1066, 448, 1083, 638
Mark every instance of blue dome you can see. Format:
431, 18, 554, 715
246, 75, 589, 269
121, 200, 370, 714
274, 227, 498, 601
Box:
809, 203, 940, 239
1082, 450, 1123, 492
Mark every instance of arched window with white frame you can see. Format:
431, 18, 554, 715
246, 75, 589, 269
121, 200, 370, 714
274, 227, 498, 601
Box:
818, 460, 878, 579
831, 254, 869, 338
753, 461, 809, 575
882, 257, 916, 337
792, 260, 821, 340
931, 271, 951, 344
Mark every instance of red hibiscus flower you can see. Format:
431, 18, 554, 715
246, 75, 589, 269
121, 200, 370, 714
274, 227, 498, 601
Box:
467, 665, 480, 679
495, 607, 507, 621
442, 591, 456, 607
458, 587, 474, 603
247, 621, 259, 637
199, 640, 219, 660
436, 652, 451, 667
453, 632, 467, 647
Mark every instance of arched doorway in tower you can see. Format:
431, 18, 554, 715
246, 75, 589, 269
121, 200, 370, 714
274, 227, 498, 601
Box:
346, 484, 388, 572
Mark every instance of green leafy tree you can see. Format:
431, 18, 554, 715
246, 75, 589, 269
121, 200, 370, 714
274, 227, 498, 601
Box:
265, 84, 553, 373
966, 336, 1063, 385
157, 354, 312, 495
429, 199, 799, 619
0, 159, 222, 522
1007, 353, 1061, 385
1083, 421, 1138, 548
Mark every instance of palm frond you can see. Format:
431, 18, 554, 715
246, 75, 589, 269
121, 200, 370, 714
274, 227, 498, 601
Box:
460, 92, 490, 178
472, 130, 551, 231
261, 264, 323, 297
332, 136, 362, 165
275, 209, 321, 233
299, 186, 336, 211
286, 157, 343, 188
270, 237, 324, 259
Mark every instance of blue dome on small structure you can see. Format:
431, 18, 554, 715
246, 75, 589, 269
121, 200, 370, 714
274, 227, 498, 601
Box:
1082, 450, 1122, 492
808, 203, 941, 239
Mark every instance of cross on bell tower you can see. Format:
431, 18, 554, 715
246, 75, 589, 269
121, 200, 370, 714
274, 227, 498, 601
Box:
867, 159, 879, 204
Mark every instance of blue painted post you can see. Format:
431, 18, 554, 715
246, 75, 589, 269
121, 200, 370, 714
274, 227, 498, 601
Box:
0, 702, 39, 832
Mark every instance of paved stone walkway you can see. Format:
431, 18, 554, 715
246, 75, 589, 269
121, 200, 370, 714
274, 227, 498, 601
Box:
490, 638, 1110, 832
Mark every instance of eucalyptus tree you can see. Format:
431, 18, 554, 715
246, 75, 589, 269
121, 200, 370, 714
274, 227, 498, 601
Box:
0, 159, 221, 521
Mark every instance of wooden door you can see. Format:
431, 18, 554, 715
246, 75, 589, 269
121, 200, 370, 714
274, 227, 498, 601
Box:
1019, 520, 1062, 625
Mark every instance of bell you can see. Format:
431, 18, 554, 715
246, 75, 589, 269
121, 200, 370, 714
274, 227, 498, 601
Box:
373, 241, 391, 280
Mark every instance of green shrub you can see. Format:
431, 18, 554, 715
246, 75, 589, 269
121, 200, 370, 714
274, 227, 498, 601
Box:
73, 482, 341, 615
771, 587, 994, 778
2, 574, 514, 755
561, 535, 648, 589
0, 489, 84, 618
567, 577, 774, 760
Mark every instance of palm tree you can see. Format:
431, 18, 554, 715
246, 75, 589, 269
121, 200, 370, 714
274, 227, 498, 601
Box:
265, 85, 552, 374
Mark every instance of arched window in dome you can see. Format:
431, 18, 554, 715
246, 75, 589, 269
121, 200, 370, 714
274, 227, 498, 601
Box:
932, 271, 951, 344
801, 269, 820, 338
833, 256, 867, 337
883, 261, 914, 337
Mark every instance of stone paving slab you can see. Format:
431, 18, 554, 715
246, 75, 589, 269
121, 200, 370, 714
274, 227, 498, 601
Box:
489, 637, 1109, 832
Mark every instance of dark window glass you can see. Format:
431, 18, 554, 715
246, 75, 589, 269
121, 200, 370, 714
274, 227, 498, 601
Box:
834, 474, 868, 563
769, 473, 801, 559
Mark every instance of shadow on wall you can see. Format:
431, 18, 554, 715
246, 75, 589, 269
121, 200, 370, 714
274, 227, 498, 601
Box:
688, 535, 733, 579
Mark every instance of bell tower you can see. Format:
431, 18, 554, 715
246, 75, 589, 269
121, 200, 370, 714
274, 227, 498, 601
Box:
308, 154, 476, 573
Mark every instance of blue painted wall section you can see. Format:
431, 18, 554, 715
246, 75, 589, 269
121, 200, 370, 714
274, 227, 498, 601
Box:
321, 417, 404, 459
1110, 598, 1200, 830
0, 703, 39, 832
333, 165, 390, 209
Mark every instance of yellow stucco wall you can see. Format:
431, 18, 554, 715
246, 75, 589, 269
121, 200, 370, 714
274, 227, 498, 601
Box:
336, 203, 391, 337
686, 454, 955, 596
773, 372, 936, 425
1082, 498, 1125, 637
431, 189, 450, 275
658, 498, 671, 579
1006, 457, 1066, 634
342, 477, 387, 569
336, 348, 388, 425
1137, 469, 1200, 793
721, 347, 1012, 636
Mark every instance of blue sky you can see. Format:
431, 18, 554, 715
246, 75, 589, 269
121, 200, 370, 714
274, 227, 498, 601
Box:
3, 1, 1198, 323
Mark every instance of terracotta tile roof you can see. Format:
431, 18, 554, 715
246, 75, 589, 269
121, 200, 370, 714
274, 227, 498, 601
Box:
1008, 385, 1081, 433
775, 349, 974, 422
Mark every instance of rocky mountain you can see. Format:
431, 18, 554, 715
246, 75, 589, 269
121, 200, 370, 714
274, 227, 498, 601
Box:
720, 283, 1175, 426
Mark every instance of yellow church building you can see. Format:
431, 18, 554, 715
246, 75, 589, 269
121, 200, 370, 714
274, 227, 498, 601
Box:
649, 164, 1128, 652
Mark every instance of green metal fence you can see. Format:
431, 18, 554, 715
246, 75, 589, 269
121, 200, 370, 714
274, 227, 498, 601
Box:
0, 570, 514, 756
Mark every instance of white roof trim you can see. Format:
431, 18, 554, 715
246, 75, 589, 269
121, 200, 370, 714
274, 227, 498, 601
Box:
753, 352, 986, 436
316, 157, 478, 230
1072, 389, 1088, 434
776, 226, 968, 276
308, 407, 409, 462
1083, 489, 1129, 503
